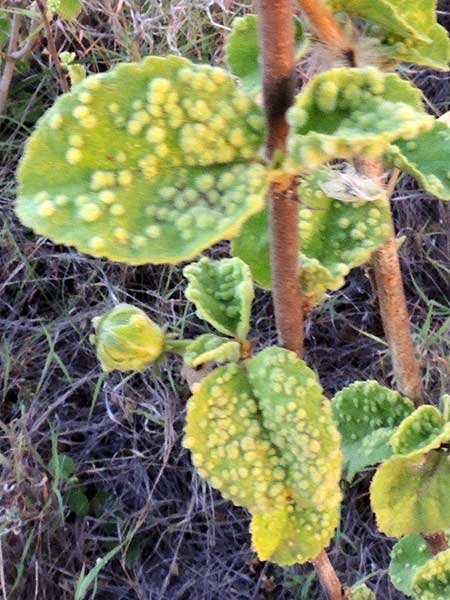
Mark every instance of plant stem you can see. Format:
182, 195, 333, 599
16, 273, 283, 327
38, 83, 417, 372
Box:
258, 2, 348, 599
297, 0, 352, 52
358, 159, 424, 405
423, 532, 449, 555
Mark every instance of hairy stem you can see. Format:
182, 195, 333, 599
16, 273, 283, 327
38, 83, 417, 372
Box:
258, 2, 347, 599
358, 158, 423, 405
297, 0, 352, 53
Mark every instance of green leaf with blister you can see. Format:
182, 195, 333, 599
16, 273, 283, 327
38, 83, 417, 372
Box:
332, 380, 414, 481
391, 405, 450, 458
371, 451, 450, 537
286, 67, 433, 170
247, 347, 342, 565
412, 548, 450, 600
184, 257, 254, 340
391, 24, 450, 71
183, 334, 240, 368
389, 534, 433, 596
225, 14, 308, 95
232, 170, 391, 304
387, 121, 450, 201
16, 56, 268, 265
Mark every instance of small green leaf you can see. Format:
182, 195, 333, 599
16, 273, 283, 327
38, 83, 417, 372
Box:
371, 450, 450, 537
16, 56, 268, 265
391, 24, 450, 71
225, 14, 308, 95
391, 405, 450, 458
349, 583, 376, 600
233, 169, 392, 304
184, 334, 240, 368
66, 488, 90, 517
184, 257, 254, 340
332, 380, 414, 481
287, 67, 433, 170
57, 0, 82, 19
183, 363, 285, 514
387, 121, 450, 201
389, 534, 433, 596
49, 453, 76, 481
412, 548, 450, 600
75, 545, 121, 600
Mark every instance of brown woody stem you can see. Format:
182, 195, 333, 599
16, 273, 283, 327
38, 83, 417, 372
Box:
258, 2, 348, 599
423, 532, 449, 555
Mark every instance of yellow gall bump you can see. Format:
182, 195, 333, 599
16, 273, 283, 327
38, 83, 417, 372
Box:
212, 68, 227, 84
110, 203, 125, 216
66, 148, 82, 165
79, 203, 102, 222
114, 227, 129, 242
118, 170, 133, 186
85, 78, 101, 90
108, 102, 120, 114
155, 144, 169, 158
55, 195, 68, 206
89, 237, 105, 251
69, 134, 83, 147
38, 200, 56, 217
81, 115, 96, 129
127, 120, 143, 135
132, 100, 144, 110
49, 114, 63, 130
147, 103, 163, 118
150, 77, 171, 94
79, 91, 92, 104
145, 225, 161, 239
90, 171, 115, 191
99, 190, 116, 204
146, 126, 166, 144
115, 151, 127, 163
73, 105, 90, 119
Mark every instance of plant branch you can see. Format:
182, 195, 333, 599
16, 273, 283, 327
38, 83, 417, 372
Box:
35, 0, 68, 92
423, 532, 449, 555
297, 0, 352, 54
0, 13, 22, 115
258, 2, 347, 599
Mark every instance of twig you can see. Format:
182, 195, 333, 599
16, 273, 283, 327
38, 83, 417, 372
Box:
35, 0, 68, 92
297, 0, 352, 53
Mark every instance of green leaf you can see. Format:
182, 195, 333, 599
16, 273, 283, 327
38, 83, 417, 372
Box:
49, 453, 76, 481
225, 14, 308, 95
332, 380, 414, 481
16, 56, 268, 265
327, 0, 435, 44
349, 583, 376, 600
247, 347, 342, 565
57, 0, 82, 19
389, 534, 433, 596
183, 363, 286, 515
286, 67, 433, 170
66, 488, 90, 517
183, 334, 240, 368
412, 548, 450, 600
75, 545, 121, 600
391, 405, 450, 458
392, 24, 450, 71
387, 121, 450, 201
184, 257, 254, 340
184, 348, 342, 566
371, 450, 450, 537
233, 169, 392, 304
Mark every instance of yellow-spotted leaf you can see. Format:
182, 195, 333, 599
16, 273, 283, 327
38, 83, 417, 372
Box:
183, 334, 240, 368
412, 548, 450, 600
16, 56, 268, 265
391, 405, 450, 458
389, 534, 433, 596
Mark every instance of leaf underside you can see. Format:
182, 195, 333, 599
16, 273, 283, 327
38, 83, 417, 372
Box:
184, 348, 342, 566
371, 450, 450, 537
183, 257, 254, 340
16, 56, 268, 265
233, 170, 391, 304
183, 334, 240, 368
387, 121, 450, 201
287, 67, 433, 170
390, 405, 450, 458
332, 380, 414, 480
389, 534, 433, 596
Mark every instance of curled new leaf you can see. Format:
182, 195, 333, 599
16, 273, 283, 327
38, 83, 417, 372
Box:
387, 121, 450, 201
371, 451, 450, 537
391, 405, 450, 458
183, 334, 240, 368
184, 257, 254, 340
233, 169, 392, 305
287, 67, 433, 170
184, 347, 342, 566
412, 548, 450, 600
225, 14, 308, 95
332, 380, 414, 481
389, 534, 433, 596
17, 56, 268, 265
91, 303, 164, 372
